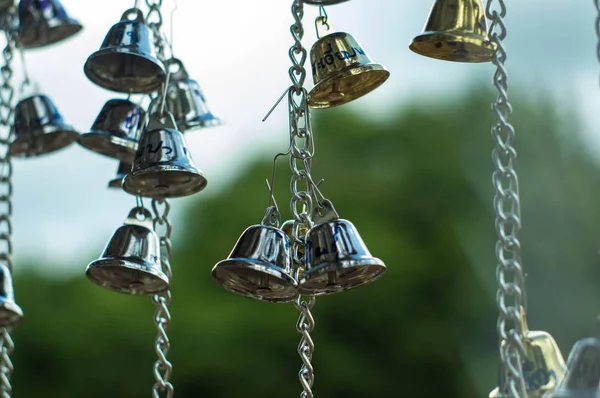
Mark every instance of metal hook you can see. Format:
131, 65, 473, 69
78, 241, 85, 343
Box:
262, 86, 293, 122
265, 179, 279, 214
17, 46, 31, 89
319, 6, 328, 23
134, 0, 140, 9
169, 0, 178, 57
158, 72, 171, 116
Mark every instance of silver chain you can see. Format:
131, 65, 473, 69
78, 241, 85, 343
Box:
151, 199, 174, 398
596, 0, 600, 84
486, 1, 527, 397
287, 2, 317, 398
0, 10, 17, 398
145, 0, 166, 61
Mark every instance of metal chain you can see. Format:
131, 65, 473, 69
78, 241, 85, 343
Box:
596, 0, 600, 85
287, 2, 318, 398
0, 10, 17, 398
144, 0, 166, 61
151, 198, 174, 398
486, 1, 527, 397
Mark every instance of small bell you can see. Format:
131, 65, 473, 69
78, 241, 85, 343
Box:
490, 309, 566, 397
409, 0, 497, 62
85, 207, 169, 295
83, 8, 165, 94
0, 264, 23, 328
308, 17, 389, 109
212, 207, 299, 303
303, 1, 350, 5
10, 94, 78, 157
17, 0, 82, 49
122, 112, 207, 198
165, 58, 221, 132
108, 160, 132, 189
79, 99, 145, 162
299, 200, 386, 296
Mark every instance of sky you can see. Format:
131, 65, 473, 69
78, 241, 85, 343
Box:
8, 0, 599, 275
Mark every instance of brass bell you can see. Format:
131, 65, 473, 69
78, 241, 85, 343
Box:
108, 160, 132, 189
298, 200, 386, 296
308, 17, 389, 109
212, 207, 299, 303
122, 112, 207, 198
85, 207, 169, 295
0, 263, 23, 328
165, 58, 221, 132
409, 0, 497, 63
490, 309, 566, 398
83, 8, 165, 94
10, 94, 78, 157
544, 337, 600, 398
79, 99, 145, 162
17, 0, 82, 49
303, 0, 350, 5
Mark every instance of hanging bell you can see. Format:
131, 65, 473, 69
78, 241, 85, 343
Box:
0, 264, 23, 328
17, 0, 82, 49
303, 0, 350, 5
10, 94, 78, 157
298, 200, 386, 296
83, 8, 165, 94
79, 99, 145, 162
212, 207, 299, 303
85, 207, 169, 295
544, 337, 600, 398
490, 309, 566, 397
122, 112, 207, 198
409, 0, 497, 62
165, 58, 221, 132
308, 17, 390, 109
108, 160, 132, 189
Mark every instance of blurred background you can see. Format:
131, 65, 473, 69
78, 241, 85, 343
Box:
7, 0, 600, 397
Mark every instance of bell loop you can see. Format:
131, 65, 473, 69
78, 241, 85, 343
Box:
311, 199, 339, 224
261, 206, 281, 228
315, 16, 334, 39
121, 7, 145, 23
125, 206, 154, 229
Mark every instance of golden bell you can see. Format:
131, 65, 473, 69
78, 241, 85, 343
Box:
409, 0, 496, 63
490, 310, 566, 398
308, 17, 389, 109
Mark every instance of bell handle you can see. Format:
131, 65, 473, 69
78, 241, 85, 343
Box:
261, 206, 281, 228
124, 206, 154, 229
147, 111, 178, 132
120, 8, 145, 23
312, 199, 339, 224
165, 58, 190, 81
315, 16, 335, 39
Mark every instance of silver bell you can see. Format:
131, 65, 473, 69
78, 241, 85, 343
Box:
83, 8, 165, 94
212, 207, 299, 303
10, 94, 78, 157
122, 112, 207, 198
299, 200, 386, 296
85, 207, 169, 295
0, 263, 23, 328
108, 160, 132, 189
79, 99, 145, 162
17, 0, 82, 49
165, 58, 221, 131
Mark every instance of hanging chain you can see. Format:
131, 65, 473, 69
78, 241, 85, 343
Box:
145, 0, 166, 61
486, 1, 527, 397
151, 198, 174, 398
0, 10, 17, 398
596, 0, 600, 86
287, 2, 318, 398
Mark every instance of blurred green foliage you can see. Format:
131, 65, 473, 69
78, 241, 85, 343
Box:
10, 86, 600, 397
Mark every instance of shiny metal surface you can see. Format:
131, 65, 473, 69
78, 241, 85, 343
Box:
544, 338, 600, 398
309, 23, 389, 109
281, 219, 309, 267
108, 160, 132, 189
84, 8, 165, 94
165, 58, 221, 131
17, 0, 82, 49
86, 207, 169, 295
0, 265, 22, 328
79, 99, 144, 161
123, 112, 206, 198
0, 1, 14, 13
212, 219, 299, 303
303, 0, 349, 4
10, 94, 78, 157
299, 200, 386, 295
409, 0, 496, 62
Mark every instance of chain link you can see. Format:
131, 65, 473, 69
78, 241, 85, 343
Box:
144, 0, 166, 61
295, 296, 315, 398
486, 1, 527, 397
596, 0, 600, 86
151, 198, 174, 398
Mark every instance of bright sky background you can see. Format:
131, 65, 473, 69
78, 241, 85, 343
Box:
10, 0, 599, 276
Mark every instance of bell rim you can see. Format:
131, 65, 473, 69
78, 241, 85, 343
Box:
85, 258, 169, 296
83, 48, 167, 94
0, 302, 24, 328
303, 0, 349, 4
108, 174, 126, 189
122, 165, 208, 198
178, 116, 222, 131
19, 20, 83, 49
308, 64, 390, 109
409, 32, 497, 63
212, 258, 299, 303
9, 128, 79, 157
78, 131, 138, 161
